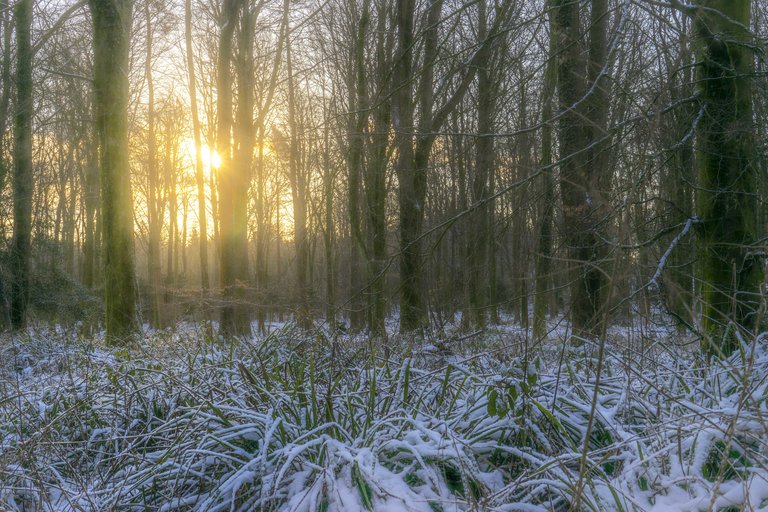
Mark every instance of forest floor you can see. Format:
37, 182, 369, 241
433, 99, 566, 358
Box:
1, 317, 767, 511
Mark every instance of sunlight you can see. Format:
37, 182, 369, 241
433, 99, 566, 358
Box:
209, 150, 221, 169
182, 137, 221, 173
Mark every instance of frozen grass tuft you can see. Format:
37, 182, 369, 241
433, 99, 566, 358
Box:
2, 325, 768, 511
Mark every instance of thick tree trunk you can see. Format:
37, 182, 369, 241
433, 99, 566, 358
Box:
89, 0, 137, 343
695, 0, 763, 356
217, 0, 249, 336
463, 0, 492, 330
366, 23, 391, 337
552, 0, 610, 340
10, 0, 33, 330
232, 4, 255, 324
346, 0, 370, 331
392, 0, 421, 332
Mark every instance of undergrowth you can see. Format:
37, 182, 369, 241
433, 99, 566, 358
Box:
1, 325, 768, 511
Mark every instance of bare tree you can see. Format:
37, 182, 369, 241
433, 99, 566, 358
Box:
186, 0, 210, 295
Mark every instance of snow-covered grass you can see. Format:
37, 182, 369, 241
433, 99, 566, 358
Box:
2, 324, 768, 511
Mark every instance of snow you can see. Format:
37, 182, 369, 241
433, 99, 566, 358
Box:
1, 322, 768, 511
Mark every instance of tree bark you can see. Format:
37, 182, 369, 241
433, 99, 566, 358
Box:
552, 0, 610, 340
532, 30, 558, 339
366, 28, 391, 339
185, 0, 209, 295
145, 0, 162, 327
217, 0, 250, 336
392, 0, 421, 332
10, 0, 33, 330
89, 0, 137, 343
285, 28, 312, 329
695, 0, 763, 356
463, 0, 493, 330
346, 0, 370, 331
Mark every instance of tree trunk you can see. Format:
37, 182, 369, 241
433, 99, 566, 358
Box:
185, 0, 209, 295
463, 0, 492, 330
232, 3, 256, 325
89, 0, 136, 343
285, 30, 312, 329
695, 0, 763, 356
662, 24, 695, 328
81, 140, 99, 290
217, 0, 249, 337
346, 0, 370, 331
393, 0, 512, 332
552, 0, 610, 341
253, 0, 288, 333
392, 0, 423, 332
366, 43, 390, 338
145, 0, 162, 328
532, 34, 557, 340
10, 0, 32, 330
323, 123, 335, 325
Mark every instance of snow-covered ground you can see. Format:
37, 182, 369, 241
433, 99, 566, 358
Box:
1, 322, 768, 511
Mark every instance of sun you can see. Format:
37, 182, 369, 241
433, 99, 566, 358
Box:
208, 150, 221, 169
182, 137, 221, 173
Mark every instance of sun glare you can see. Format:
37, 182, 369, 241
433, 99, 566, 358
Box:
182, 137, 222, 174
209, 150, 221, 169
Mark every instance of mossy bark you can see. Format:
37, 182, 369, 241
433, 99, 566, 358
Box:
463, 0, 493, 330
552, 0, 611, 341
532, 25, 558, 340
10, 0, 32, 330
695, 0, 763, 356
216, 0, 250, 337
89, 0, 137, 343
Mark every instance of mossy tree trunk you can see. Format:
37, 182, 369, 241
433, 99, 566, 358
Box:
216, 0, 250, 337
532, 23, 558, 340
346, 0, 370, 332
366, 4, 391, 338
463, 0, 493, 331
695, 0, 764, 356
89, 0, 137, 343
10, 0, 32, 330
552, 0, 611, 341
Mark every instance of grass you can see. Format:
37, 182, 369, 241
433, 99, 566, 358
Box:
1, 324, 768, 511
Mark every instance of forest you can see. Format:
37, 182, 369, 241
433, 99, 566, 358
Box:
1, 0, 768, 510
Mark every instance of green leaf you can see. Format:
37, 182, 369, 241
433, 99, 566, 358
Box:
352, 462, 374, 510
487, 388, 498, 417
441, 462, 465, 496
